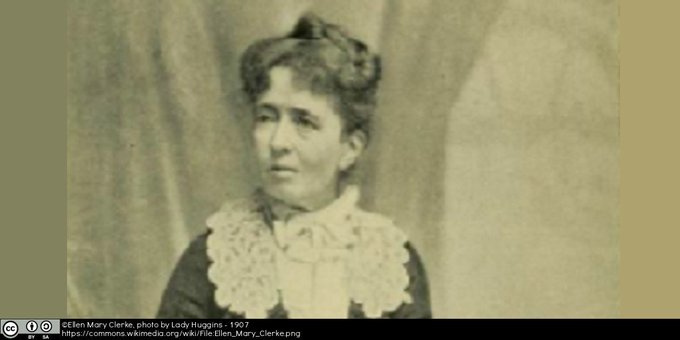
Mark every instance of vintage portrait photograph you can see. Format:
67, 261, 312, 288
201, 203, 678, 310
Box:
67, 0, 619, 318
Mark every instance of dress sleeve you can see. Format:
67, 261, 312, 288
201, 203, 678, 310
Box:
156, 232, 221, 318
384, 242, 433, 318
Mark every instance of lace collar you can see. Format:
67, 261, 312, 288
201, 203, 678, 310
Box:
205, 187, 412, 318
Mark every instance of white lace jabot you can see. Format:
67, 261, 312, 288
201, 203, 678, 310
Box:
205, 186, 411, 318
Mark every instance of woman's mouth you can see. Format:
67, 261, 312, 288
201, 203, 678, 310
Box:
268, 165, 297, 178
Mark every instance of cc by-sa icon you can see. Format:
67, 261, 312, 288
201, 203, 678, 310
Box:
2, 321, 19, 338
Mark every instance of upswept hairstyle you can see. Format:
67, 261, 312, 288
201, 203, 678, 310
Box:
239, 13, 381, 142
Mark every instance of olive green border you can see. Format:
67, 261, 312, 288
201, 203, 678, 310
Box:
620, 0, 680, 317
1, 0, 678, 318
0, 0, 66, 317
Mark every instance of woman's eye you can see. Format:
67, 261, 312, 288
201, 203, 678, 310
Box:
254, 108, 277, 123
294, 116, 318, 130
255, 114, 273, 122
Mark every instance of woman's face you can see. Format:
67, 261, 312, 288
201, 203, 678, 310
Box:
252, 67, 362, 210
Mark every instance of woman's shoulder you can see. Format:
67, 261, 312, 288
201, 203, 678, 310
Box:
345, 208, 428, 288
340, 207, 431, 317
348, 208, 410, 248
203, 196, 280, 317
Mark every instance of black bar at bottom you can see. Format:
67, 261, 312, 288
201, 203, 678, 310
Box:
2, 318, 675, 339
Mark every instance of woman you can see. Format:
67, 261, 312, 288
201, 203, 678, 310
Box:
157, 14, 431, 319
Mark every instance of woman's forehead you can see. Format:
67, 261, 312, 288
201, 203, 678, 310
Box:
257, 67, 337, 115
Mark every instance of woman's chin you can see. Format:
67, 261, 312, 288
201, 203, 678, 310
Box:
262, 185, 301, 205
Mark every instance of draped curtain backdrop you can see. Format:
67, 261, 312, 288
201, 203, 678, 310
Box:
68, 0, 618, 317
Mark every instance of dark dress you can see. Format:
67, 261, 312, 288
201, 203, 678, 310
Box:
157, 230, 431, 318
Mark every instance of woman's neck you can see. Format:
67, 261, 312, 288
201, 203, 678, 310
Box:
266, 194, 310, 222
259, 185, 356, 222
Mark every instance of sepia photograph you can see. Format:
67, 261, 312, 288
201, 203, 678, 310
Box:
67, 0, 619, 318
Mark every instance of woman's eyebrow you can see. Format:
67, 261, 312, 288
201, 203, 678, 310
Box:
258, 102, 275, 109
257, 103, 279, 113
290, 107, 320, 122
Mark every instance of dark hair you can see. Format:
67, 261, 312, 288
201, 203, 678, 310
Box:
239, 13, 381, 142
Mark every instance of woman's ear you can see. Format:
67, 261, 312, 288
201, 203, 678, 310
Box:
339, 130, 367, 172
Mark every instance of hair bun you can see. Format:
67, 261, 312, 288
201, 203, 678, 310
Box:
288, 13, 380, 90
289, 13, 327, 40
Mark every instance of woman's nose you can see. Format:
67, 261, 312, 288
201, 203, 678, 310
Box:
269, 119, 295, 152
